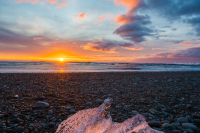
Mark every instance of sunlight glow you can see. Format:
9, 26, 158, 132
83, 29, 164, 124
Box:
60, 58, 64, 62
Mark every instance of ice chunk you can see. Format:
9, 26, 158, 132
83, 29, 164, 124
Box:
56, 98, 163, 133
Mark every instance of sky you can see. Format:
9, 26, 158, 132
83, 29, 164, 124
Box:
0, 0, 200, 63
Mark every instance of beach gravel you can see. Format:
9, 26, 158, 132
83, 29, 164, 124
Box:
0, 72, 200, 132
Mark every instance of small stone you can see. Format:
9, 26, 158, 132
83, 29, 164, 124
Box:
147, 121, 162, 127
14, 127, 24, 133
65, 106, 74, 110
0, 114, 4, 118
186, 104, 192, 109
192, 113, 200, 119
182, 123, 197, 130
108, 94, 113, 97
96, 99, 103, 104
48, 110, 53, 115
177, 117, 188, 123
35, 101, 50, 108
194, 119, 200, 125
70, 109, 76, 114
171, 122, 180, 128
149, 109, 157, 114
86, 102, 93, 106
162, 123, 172, 129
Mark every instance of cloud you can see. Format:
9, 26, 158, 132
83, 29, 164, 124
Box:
113, 0, 153, 43
180, 41, 200, 46
114, 14, 152, 43
113, 0, 200, 43
15, 0, 68, 9
16, 0, 38, 4
152, 47, 200, 59
56, 0, 67, 8
33, 37, 44, 40
47, 0, 57, 4
82, 40, 142, 53
96, 15, 106, 21
0, 27, 52, 47
75, 13, 86, 19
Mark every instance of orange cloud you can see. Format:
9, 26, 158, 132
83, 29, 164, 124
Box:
47, 0, 57, 4
56, 0, 67, 8
122, 47, 143, 50
114, 0, 141, 12
181, 41, 200, 46
16, 0, 38, 4
33, 37, 44, 40
75, 13, 86, 19
82, 43, 116, 53
96, 15, 106, 21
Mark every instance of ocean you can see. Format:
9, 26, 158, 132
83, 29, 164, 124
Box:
0, 61, 200, 73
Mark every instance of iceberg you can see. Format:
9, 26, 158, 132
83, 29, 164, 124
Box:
56, 98, 163, 133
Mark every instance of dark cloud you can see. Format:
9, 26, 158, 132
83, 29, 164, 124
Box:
114, 0, 200, 43
186, 16, 200, 36
114, 14, 153, 43
141, 0, 200, 35
83, 40, 142, 52
155, 47, 200, 59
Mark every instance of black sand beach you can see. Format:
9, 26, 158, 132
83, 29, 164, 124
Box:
0, 72, 200, 133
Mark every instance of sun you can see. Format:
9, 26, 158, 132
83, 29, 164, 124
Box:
60, 58, 64, 62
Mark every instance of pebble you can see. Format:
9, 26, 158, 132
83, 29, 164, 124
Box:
65, 106, 74, 110
162, 123, 172, 129
177, 117, 188, 123
70, 109, 76, 114
171, 122, 180, 128
182, 123, 197, 130
149, 109, 157, 114
96, 99, 103, 104
86, 102, 93, 106
147, 121, 161, 127
14, 126, 24, 133
48, 110, 53, 115
35, 101, 50, 108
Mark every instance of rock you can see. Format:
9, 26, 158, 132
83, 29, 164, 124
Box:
86, 102, 92, 106
0, 114, 4, 118
177, 117, 188, 123
14, 127, 24, 133
182, 123, 197, 130
186, 104, 192, 109
56, 98, 163, 133
108, 94, 113, 97
48, 110, 53, 115
147, 121, 162, 127
96, 99, 103, 104
65, 106, 74, 110
162, 123, 172, 129
149, 109, 157, 114
171, 122, 180, 128
194, 119, 200, 125
35, 101, 50, 108
163, 111, 169, 117
70, 109, 76, 114
192, 113, 200, 119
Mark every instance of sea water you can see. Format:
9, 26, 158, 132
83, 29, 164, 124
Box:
0, 61, 200, 73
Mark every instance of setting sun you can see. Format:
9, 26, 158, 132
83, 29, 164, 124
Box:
60, 58, 64, 62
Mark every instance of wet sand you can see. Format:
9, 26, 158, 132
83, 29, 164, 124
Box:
0, 72, 200, 133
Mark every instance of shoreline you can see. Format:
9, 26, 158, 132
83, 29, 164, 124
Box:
0, 71, 200, 132
1, 70, 200, 73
